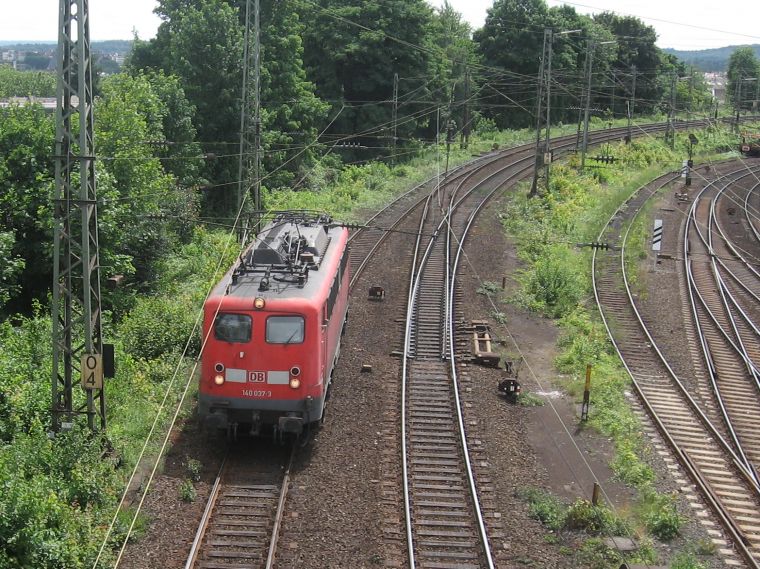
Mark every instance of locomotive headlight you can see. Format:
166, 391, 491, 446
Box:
254, 297, 265, 309
214, 374, 225, 385
289, 377, 301, 389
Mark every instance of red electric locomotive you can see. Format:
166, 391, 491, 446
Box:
199, 212, 349, 438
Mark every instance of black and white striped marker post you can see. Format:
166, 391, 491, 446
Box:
652, 219, 663, 251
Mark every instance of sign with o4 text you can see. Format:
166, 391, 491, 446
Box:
81, 353, 103, 390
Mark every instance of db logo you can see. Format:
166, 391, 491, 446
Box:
249, 371, 266, 383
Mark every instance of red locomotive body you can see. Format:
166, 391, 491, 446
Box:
199, 213, 349, 436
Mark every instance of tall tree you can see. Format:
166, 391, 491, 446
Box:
427, 2, 481, 140
128, 0, 244, 214
254, 0, 330, 190
0, 104, 54, 315
727, 47, 760, 110
143, 70, 205, 192
592, 12, 665, 116
130, 0, 329, 212
301, 0, 435, 159
96, 73, 197, 294
475, 0, 549, 129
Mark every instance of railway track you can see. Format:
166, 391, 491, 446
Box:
180, 117, 748, 569
685, 168, 760, 479
184, 442, 293, 569
347, 117, 721, 290
348, 117, 742, 568
400, 141, 510, 569
593, 164, 760, 568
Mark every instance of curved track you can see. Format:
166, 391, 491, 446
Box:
685, 167, 760, 481
593, 164, 760, 568
181, 117, 751, 569
347, 118, 721, 290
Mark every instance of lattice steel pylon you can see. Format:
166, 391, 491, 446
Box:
529, 28, 552, 197
237, 0, 262, 237
51, 0, 105, 432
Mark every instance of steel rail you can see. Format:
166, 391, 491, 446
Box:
399, 127, 598, 567
183, 444, 294, 569
347, 116, 724, 290
264, 444, 296, 569
744, 179, 760, 243
592, 168, 760, 567
685, 171, 760, 483
391, 116, 747, 569
184, 452, 228, 569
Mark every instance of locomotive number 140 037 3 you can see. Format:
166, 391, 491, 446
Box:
242, 389, 272, 398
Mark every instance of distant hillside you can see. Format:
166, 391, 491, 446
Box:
665, 44, 760, 72
0, 40, 132, 54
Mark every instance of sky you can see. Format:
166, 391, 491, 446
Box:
1, 0, 759, 51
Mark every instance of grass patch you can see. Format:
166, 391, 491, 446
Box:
477, 280, 501, 295
502, 123, 753, 562
517, 392, 545, 406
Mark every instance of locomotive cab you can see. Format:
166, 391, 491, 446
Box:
199, 213, 349, 437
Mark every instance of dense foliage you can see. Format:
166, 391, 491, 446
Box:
121, 0, 714, 219
502, 125, 744, 567
0, 71, 199, 317
0, 65, 56, 98
726, 47, 760, 110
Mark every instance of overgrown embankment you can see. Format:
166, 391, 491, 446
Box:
501, 124, 745, 568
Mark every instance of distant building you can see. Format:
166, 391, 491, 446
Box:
0, 97, 58, 111
704, 72, 727, 104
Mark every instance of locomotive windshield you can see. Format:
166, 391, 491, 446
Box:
214, 313, 252, 343
266, 316, 304, 344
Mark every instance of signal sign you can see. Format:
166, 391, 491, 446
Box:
652, 219, 663, 251
81, 354, 103, 390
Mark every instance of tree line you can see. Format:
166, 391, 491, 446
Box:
126, 0, 713, 214
0, 0, 733, 318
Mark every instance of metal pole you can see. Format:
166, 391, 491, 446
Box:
666, 72, 676, 149
734, 74, 741, 132
544, 31, 553, 190
627, 64, 636, 143
392, 72, 398, 164
581, 39, 593, 171
253, 0, 261, 232
461, 67, 470, 149
52, 0, 104, 432
237, 0, 251, 230
610, 69, 616, 117
530, 28, 550, 196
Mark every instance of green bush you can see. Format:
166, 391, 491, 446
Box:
186, 458, 202, 481
555, 309, 614, 373
564, 499, 630, 536
521, 244, 585, 318
640, 490, 681, 541
179, 479, 197, 503
519, 487, 567, 531
0, 310, 52, 442
670, 551, 707, 569
0, 424, 120, 568
119, 295, 200, 360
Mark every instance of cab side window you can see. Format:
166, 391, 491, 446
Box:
266, 316, 305, 344
214, 313, 252, 343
